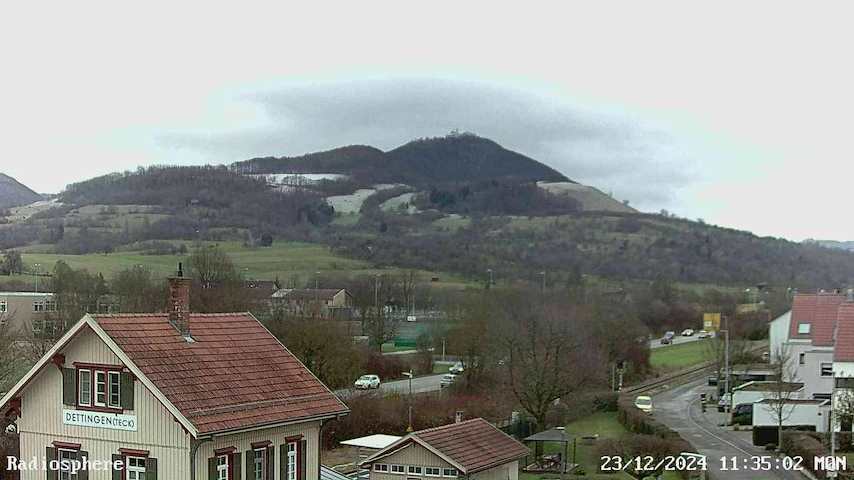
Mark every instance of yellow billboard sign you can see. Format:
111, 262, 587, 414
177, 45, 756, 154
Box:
703, 312, 721, 332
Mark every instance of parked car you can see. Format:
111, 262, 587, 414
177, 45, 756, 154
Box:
707, 375, 719, 386
354, 374, 380, 390
697, 330, 711, 339
731, 403, 753, 425
718, 393, 732, 412
634, 395, 653, 414
660, 331, 675, 345
449, 362, 465, 375
440, 373, 458, 388
681, 329, 694, 336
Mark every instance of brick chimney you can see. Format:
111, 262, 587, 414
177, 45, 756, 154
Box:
168, 262, 193, 341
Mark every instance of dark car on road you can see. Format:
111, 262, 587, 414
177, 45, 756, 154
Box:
731, 403, 753, 425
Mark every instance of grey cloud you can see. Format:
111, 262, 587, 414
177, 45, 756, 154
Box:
157, 77, 701, 211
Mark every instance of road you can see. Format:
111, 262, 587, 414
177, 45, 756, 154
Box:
649, 333, 708, 350
335, 373, 445, 398
652, 377, 804, 480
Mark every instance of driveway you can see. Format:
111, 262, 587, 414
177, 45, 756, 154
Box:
652, 377, 805, 480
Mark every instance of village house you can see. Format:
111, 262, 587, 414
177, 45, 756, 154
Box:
0, 265, 349, 479
271, 289, 353, 320
360, 418, 529, 480
0, 291, 58, 337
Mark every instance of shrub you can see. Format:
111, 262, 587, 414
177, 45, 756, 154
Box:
781, 432, 829, 477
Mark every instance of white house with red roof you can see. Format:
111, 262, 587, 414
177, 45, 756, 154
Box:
778, 292, 847, 401
0, 266, 349, 479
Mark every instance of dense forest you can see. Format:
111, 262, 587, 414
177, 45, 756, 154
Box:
0, 173, 41, 209
327, 209, 854, 288
231, 132, 569, 186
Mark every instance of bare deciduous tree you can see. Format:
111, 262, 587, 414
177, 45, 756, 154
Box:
499, 293, 604, 431
763, 345, 800, 448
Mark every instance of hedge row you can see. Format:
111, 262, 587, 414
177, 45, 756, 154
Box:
617, 395, 693, 449
616, 394, 695, 478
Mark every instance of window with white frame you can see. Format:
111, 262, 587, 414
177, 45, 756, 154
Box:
217, 455, 229, 480
374, 464, 389, 473
78, 370, 92, 406
425, 467, 441, 476
0, 300, 6, 313
391, 465, 405, 474
95, 371, 107, 406
798, 323, 811, 334
59, 449, 77, 480
287, 442, 297, 480
821, 363, 834, 377
108, 371, 121, 408
33, 300, 45, 312
127, 456, 146, 480
442, 469, 458, 477
45, 299, 57, 312
799, 353, 806, 365
408, 466, 423, 475
254, 449, 266, 480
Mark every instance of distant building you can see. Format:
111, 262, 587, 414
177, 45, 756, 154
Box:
272, 288, 354, 319
0, 291, 57, 337
361, 418, 528, 480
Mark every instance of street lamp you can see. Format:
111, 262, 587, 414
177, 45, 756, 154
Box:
486, 269, 493, 287
402, 370, 414, 432
34, 263, 41, 293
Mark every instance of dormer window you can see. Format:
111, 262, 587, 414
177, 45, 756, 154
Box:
798, 323, 811, 334
67, 364, 133, 412
78, 370, 92, 406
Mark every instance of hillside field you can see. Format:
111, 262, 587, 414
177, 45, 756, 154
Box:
13, 241, 474, 288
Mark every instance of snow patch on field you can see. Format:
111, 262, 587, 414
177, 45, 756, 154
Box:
251, 173, 349, 185
380, 192, 418, 214
327, 184, 404, 214
537, 181, 636, 213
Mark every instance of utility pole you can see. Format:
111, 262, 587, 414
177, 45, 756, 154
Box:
722, 321, 731, 415
487, 268, 493, 288
539, 271, 546, 293
34, 263, 41, 293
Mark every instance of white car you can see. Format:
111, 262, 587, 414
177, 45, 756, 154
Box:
697, 330, 711, 339
354, 374, 380, 390
440, 373, 458, 388
634, 395, 653, 414
449, 362, 465, 375
681, 329, 694, 336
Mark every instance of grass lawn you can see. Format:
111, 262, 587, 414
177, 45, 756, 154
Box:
17, 240, 474, 288
520, 412, 635, 480
650, 339, 712, 371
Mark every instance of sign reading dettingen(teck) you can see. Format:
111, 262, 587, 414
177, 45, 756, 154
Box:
62, 409, 138, 432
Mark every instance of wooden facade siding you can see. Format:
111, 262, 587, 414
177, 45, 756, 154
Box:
195, 420, 322, 479
470, 462, 518, 480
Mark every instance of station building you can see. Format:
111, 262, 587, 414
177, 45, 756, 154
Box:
0, 267, 349, 479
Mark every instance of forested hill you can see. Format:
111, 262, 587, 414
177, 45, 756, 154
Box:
0, 173, 41, 208
230, 133, 570, 186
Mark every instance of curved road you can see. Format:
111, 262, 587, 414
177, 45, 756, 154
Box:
652, 377, 805, 480
335, 374, 445, 398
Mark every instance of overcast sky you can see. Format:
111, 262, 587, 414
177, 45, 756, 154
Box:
2, 1, 853, 241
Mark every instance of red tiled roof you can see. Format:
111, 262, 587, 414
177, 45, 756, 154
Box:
93, 313, 348, 435
788, 293, 845, 344
834, 303, 854, 362
412, 419, 529, 474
